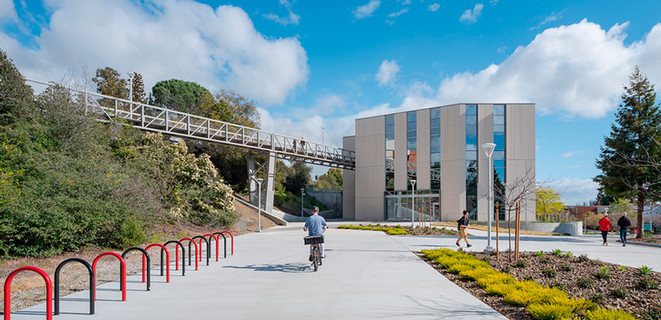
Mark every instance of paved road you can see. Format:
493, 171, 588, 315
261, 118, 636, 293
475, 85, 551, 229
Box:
9, 224, 507, 320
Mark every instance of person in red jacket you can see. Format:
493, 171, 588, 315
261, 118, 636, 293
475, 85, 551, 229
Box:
599, 213, 614, 245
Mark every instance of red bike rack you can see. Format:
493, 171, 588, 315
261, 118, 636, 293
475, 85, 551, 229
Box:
204, 234, 220, 261
164, 240, 185, 276
145, 243, 170, 283
192, 235, 210, 266
4, 266, 53, 320
121, 247, 150, 291
54, 258, 94, 315
219, 231, 234, 255
92, 252, 126, 301
213, 232, 228, 258
179, 238, 198, 271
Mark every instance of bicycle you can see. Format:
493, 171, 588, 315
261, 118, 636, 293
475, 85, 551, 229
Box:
304, 235, 324, 271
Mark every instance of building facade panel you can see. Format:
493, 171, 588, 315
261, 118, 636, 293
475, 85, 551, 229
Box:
477, 104, 494, 221
440, 104, 465, 220
505, 104, 535, 222
394, 113, 408, 191
416, 109, 431, 191
342, 135, 356, 219
355, 116, 385, 220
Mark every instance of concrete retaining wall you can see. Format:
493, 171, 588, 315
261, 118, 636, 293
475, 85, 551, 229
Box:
498, 221, 583, 236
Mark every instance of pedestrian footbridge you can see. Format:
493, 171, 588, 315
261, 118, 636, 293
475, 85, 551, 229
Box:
26, 79, 355, 217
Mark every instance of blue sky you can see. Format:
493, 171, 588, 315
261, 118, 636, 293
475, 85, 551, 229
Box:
2, 0, 661, 204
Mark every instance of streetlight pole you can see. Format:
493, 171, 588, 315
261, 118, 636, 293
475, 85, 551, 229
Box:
410, 179, 417, 228
322, 126, 326, 144
256, 178, 263, 232
482, 143, 496, 254
301, 187, 305, 217
127, 72, 135, 102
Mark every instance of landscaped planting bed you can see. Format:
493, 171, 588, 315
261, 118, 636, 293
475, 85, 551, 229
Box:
337, 224, 463, 236
420, 248, 661, 319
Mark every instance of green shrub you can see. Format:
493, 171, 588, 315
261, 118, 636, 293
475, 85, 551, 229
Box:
577, 277, 596, 288
560, 264, 574, 272
637, 276, 659, 289
610, 288, 629, 299
459, 267, 497, 280
516, 259, 528, 268
639, 265, 653, 276
584, 308, 636, 320
535, 251, 544, 257
617, 265, 626, 271
484, 282, 517, 296
448, 263, 473, 274
590, 294, 605, 304
641, 306, 661, 320
579, 254, 590, 262
541, 268, 557, 278
593, 267, 611, 280
501, 266, 511, 273
549, 282, 564, 290
564, 251, 573, 258
551, 249, 562, 256
528, 303, 573, 320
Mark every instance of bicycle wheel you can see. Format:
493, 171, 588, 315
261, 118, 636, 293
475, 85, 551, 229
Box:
311, 245, 318, 271
314, 245, 322, 269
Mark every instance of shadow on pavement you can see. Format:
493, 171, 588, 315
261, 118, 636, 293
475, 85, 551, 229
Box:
223, 263, 310, 273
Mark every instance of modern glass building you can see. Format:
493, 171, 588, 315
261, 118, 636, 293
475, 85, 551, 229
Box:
342, 103, 535, 222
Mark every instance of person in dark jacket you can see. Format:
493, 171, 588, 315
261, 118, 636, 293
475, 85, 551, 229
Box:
456, 210, 472, 248
617, 213, 632, 247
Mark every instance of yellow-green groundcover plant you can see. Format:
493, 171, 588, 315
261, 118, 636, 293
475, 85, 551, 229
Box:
421, 249, 636, 320
337, 225, 407, 235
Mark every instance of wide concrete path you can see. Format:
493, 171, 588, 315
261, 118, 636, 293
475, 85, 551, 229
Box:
11, 224, 506, 320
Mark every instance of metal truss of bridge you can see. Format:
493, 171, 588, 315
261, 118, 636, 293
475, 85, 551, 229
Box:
26, 79, 355, 170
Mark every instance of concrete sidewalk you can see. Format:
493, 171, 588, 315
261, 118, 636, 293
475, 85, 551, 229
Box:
10, 225, 506, 320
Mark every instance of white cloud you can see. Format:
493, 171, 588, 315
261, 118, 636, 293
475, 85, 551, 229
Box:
547, 178, 599, 205
376, 59, 400, 87
353, 0, 381, 19
531, 9, 566, 30
460, 4, 483, 24
387, 8, 409, 19
0, 0, 17, 22
428, 3, 440, 12
397, 20, 661, 119
561, 150, 581, 158
0, 0, 308, 106
264, 0, 300, 25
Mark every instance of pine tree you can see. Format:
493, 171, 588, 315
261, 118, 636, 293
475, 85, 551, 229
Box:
130, 72, 147, 103
595, 67, 661, 238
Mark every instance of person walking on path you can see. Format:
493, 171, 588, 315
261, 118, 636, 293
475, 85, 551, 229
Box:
456, 210, 472, 248
599, 213, 614, 246
617, 213, 632, 247
304, 206, 327, 260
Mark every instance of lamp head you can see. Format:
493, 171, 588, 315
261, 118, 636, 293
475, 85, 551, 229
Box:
482, 143, 496, 157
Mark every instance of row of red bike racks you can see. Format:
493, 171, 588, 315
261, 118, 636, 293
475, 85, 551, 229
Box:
3, 230, 234, 320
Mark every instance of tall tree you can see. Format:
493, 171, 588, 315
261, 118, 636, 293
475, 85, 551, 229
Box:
536, 186, 565, 214
595, 189, 615, 205
129, 72, 147, 103
93, 67, 128, 99
314, 168, 343, 190
0, 49, 33, 125
150, 79, 212, 114
595, 67, 661, 238
285, 161, 311, 194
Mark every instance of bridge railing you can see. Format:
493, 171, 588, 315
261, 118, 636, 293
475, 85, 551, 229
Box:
25, 79, 356, 169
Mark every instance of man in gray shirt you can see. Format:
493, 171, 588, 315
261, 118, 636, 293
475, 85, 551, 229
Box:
304, 206, 327, 260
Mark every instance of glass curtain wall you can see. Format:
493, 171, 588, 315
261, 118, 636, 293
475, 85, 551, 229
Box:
493, 105, 506, 220
465, 105, 478, 218
385, 115, 395, 191
407, 112, 417, 187
430, 108, 441, 190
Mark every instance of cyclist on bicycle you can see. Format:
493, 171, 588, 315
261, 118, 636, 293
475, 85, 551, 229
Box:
304, 206, 327, 261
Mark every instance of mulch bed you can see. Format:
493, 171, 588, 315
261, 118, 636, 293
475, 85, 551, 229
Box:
420, 250, 661, 319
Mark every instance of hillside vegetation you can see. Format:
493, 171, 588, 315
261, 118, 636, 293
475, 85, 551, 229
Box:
0, 50, 236, 258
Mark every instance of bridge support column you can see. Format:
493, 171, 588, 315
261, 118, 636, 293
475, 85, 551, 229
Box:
265, 151, 276, 214
247, 152, 257, 206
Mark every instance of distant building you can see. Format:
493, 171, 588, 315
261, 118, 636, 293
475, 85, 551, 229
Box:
343, 103, 535, 222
